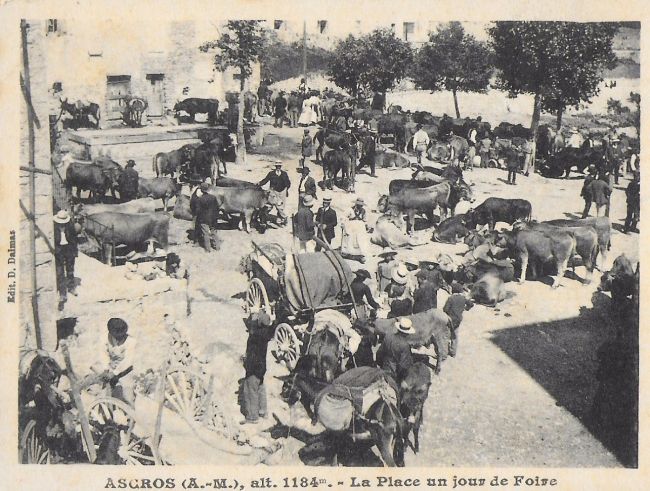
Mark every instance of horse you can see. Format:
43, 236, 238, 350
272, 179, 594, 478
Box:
306, 328, 344, 383
60, 97, 101, 129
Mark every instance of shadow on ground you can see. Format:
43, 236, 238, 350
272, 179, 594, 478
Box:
489, 291, 638, 467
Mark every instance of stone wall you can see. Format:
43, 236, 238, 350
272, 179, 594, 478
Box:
20, 20, 57, 351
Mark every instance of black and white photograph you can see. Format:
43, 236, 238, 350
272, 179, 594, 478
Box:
3, 2, 644, 485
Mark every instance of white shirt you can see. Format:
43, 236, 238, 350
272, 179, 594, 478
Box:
413, 129, 430, 147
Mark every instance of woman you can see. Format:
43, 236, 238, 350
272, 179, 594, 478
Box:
298, 95, 313, 126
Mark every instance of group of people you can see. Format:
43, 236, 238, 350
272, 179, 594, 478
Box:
271, 80, 324, 129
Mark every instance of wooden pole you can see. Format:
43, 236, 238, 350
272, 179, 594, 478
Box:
61, 342, 97, 463
21, 20, 42, 348
150, 360, 168, 465
302, 20, 307, 79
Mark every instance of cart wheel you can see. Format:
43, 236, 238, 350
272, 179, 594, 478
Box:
246, 278, 270, 316
19, 420, 50, 464
86, 397, 156, 465
164, 369, 208, 424
273, 323, 300, 370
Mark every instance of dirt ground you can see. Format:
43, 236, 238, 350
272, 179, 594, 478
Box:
57, 115, 637, 467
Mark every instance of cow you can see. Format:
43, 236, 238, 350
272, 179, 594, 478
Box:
413, 164, 463, 184
411, 171, 448, 185
432, 214, 470, 243
60, 97, 101, 129
496, 228, 576, 288
323, 148, 356, 192
456, 261, 515, 285
469, 273, 508, 306
65, 162, 111, 202
520, 221, 599, 283
388, 179, 440, 196
77, 197, 157, 216
152, 143, 199, 179
214, 176, 258, 188
378, 181, 454, 233
207, 185, 275, 233
427, 142, 451, 162
93, 157, 123, 199
398, 362, 432, 453
539, 147, 605, 179
447, 135, 470, 164
466, 197, 533, 231
374, 151, 411, 169
371, 213, 429, 249
138, 177, 179, 212
545, 217, 611, 267
173, 98, 219, 124
378, 114, 407, 152
81, 212, 170, 250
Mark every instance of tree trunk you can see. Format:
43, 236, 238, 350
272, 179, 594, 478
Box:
452, 89, 460, 119
237, 74, 246, 166
529, 91, 543, 164
555, 106, 564, 131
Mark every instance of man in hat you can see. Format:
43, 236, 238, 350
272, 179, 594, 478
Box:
377, 249, 398, 293
376, 317, 414, 384
53, 210, 78, 310
190, 182, 220, 252
412, 270, 439, 314
298, 166, 317, 205
584, 175, 612, 218
258, 162, 291, 225
386, 264, 413, 318
118, 159, 139, 202
240, 311, 274, 425
300, 129, 314, 167
580, 165, 598, 218
506, 145, 522, 185
347, 197, 367, 222
315, 193, 338, 250
624, 171, 640, 234
93, 318, 137, 406
293, 194, 316, 252
350, 269, 381, 313
443, 291, 474, 357
287, 91, 301, 128
412, 124, 430, 164
567, 127, 582, 149
273, 91, 287, 128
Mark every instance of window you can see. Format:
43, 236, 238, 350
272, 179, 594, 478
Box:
146, 73, 165, 83
274, 20, 284, 30
46, 19, 58, 35
403, 22, 415, 41
317, 20, 328, 34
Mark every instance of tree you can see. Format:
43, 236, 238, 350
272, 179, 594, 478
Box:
411, 22, 492, 118
259, 32, 332, 82
200, 20, 266, 165
328, 29, 412, 100
489, 22, 617, 142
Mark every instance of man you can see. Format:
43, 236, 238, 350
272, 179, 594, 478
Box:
585, 176, 612, 218
412, 272, 438, 314
315, 194, 337, 250
357, 130, 377, 177
240, 311, 274, 425
376, 317, 414, 384
190, 182, 220, 252
443, 291, 473, 357
118, 160, 139, 201
293, 194, 316, 252
273, 91, 287, 128
412, 124, 430, 164
522, 139, 534, 176
258, 162, 291, 226
567, 127, 582, 149
386, 264, 413, 318
300, 129, 313, 167
54, 210, 78, 310
350, 269, 381, 313
624, 171, 640, 234
298, 166, 317, 204
478, 136, 492, 168
581, 165, 598, 218
347, 197, 367, 222
257, 80, 269, 116
610, 138, 623, 185
93, 318, 137, 406
377, 249, 398, 293
506, 146, 521, 185
287, 92, 301, 128
467, 124, 478, 148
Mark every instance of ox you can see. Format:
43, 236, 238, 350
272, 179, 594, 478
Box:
207, 185, 275, 233
371, 214, 429, 249
545, 217, 611, 267
152, 143, 199, 179
466, 197, 532, 231
138, 177, 179, 212
65, 162, 111, 202
81, 212, 170, 251
77, 197, 157, 216
174, 98, 219, 124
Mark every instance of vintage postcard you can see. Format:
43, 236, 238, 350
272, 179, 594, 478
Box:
0, 1, 647, 490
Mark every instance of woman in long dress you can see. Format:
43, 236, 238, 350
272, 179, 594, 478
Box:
309, 94, 321, 124
298, 96, 313, 126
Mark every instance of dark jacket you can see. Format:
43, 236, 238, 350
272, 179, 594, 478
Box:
298, 175, 317, 198
588, 179, 611, 206
388, 298, 413, 318
244, 318, 275, 381
412, 280, 438, 314
191, 191, 218, 227
119, 168, 139, 197
626, 180, 640, 210
316, 206, 338, 242
293, 206, 315, 241
259, 170, 291, 193
54, 221, 78, 256
581, 174, 596, 200
274, 96, 287, 117
301, 135, 314, 157
350, 278, 380, 310
377, 331, 413, 382
444, 294, 468, 331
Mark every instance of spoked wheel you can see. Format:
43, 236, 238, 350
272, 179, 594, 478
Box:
86, 397, 156, 465
164, 369, 208, 425
273, 323, 301, 370
19, 420, 50, 464
246, 278, 271, 317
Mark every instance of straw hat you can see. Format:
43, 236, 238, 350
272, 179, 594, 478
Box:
302, 195, 315, 207
322, 192, 333, 203
395, 318, 415, 335
54, 210, 71, 224
391, 264, 409, 285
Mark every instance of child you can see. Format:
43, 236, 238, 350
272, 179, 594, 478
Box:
93, 318, 137, 406
300, 129, 313, 168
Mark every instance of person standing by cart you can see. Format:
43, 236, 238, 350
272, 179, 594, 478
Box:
240, 311, 274, 425
377, 317, 414, 384
315, 194, 337, 251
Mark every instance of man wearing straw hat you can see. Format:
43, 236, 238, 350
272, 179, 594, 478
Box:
386, 263, 414, 318
377, 317, 415, 384
376, 248, 398, 293
53, 210, 78, 310
315, 193, 337, 251
293, 194, 316, 252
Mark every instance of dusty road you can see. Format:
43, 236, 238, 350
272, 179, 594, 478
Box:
61, 121, 636, 467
